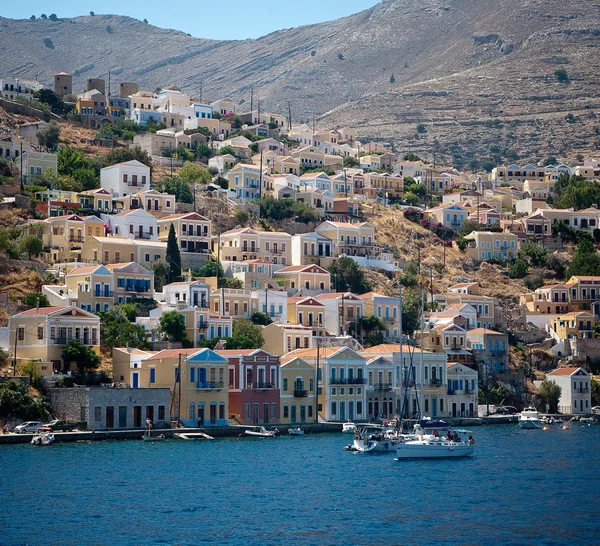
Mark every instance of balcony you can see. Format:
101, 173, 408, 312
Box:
430, 378, 443, 386
134, 232, 154, 240
125, 285, 150, 293
575, 388, 590, 394
448, 387, 471, 395
373, 382, 393, 391
329, 378, 366, 385
68, 235, 84, 243
94, 291, 114, 298
198, 322, 208, 330
196, 381, 224, 390
127, 181, 147, 187
255, 382, 275, 390
51, 337, 98, 346
294, 389, 308, 397
181, 247, 210, 254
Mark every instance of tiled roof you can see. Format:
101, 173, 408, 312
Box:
467, 328, 503, 335
280, 347, 341, 364
547, 367, 584, 376
146, 348, 203, 361
360, 344, 432, 354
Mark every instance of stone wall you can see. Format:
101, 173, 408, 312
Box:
0, 97, 56, 121
50, 387, 171, 430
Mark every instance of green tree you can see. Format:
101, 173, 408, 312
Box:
509, 258, 529, 279
40, 14, 47, 19
416, 124, 427, 134
519, 245, 548, 268
23, 293, 50, 307
591, 377, 600, 406
17, 361, 43, 386
49, 13, 58, 21
0, 379, 49, 420
196, 143, 212, 159
43, 37, 54, 49
328, 256, 372, 294
104, 146, 152, 168
195, 260, 224, 278
553, 174, 600, 210
343, 156, 360, 168
554, 68, 569, 83
568, 238, 600, 277
251, 312, 272, 326
36, 121, 61, 149
218, 145, 235, 156
160, 310, 187, 342
389, 73, 396, 84
179, 162, 212, 185
61, 339, 102, 374
152, 259, 170, 291
232, 318, 263, 348
157, 176, 193, 203
539, 380, 562, 413
166, 224, 182, 284
401, 289, 422, 335
20, 236, 43, 259
357, 315, 387, 345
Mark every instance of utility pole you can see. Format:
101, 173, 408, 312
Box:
250, 87, 254, 114
417, 247, 421, 276
108, 69, 111, 97
257, 99, 261, 125
288, 101, 292, 131
199, 80, 203, 103
12, 327, 19, 376
259, 149, 264, 203
429, 269, 434, 311
20, 142, 23, 193
177, 353, 182, 426
315, 339, 320, 423
344, 168, 348, 199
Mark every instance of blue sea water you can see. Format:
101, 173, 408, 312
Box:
1, 424, 599, 546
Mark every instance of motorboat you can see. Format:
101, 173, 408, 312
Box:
288, 427, 304, 436
142, 423, 166, 441
421, 419, 450, 431
244, 426, 279, 438
31, 433, 55, 446
351, 424, 402, 453
395, 429, 475, 459
519, 407, 543, 429
342, 421, 356, 434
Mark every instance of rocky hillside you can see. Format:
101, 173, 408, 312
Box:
1, 1, 600, 161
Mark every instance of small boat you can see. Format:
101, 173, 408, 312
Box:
342, 421, 356, 434
351, 424, 403, 453
142, 423, 166, 442
395, 429, 475, 459
31, 433, 55, 446
519, 407, 543, 429
244, 426, 279, 438
288, 427, 304, 436
174, 432, 214, 440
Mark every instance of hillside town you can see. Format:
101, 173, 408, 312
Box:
0, 70, 599, 433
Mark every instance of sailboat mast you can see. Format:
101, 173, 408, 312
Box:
420, 287, 425, 422
177, 353, 182, 426
398, 285, 402, 419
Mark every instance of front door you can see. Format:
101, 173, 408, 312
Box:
263, 403, 269, 424
118, 406, 127, 428
133, 406, 142, 427
432, 398, 437, 417
106, 407, 114, 428
139, 225, 143, 239
340, 401, 346, 421
469, 403, 474, 417
198, 368, 206, 388
348, 401, 354, 420
290, 405, 297, 423
198, 404, 204, 426
132, 372, 139, 389
300, 405, 306, 423
210, 404, 216, 424
460, 403, 465, 417
452, 403, 457, 417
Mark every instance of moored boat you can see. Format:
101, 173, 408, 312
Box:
395, 429, 475, 459
288, 427, 304, 436
519, 407, 543, 429
342, 422, 356, 434
351, 424, 402, 453
31, 432, 55, 446
244, 426, 279, 437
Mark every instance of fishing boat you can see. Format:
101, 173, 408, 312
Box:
31, 432, 55, 446
244, 426, 279, 438
395, 428, 475, 459
519, 407, 543, 429
288, 427, 304, 436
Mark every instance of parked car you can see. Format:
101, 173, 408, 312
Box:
494, 406, 517, 415
14, 421, 42, 434
592, 406, 600, 415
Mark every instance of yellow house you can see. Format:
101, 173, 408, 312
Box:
8, 306, 101, 375
564, 276, 600, 313
80, 236, 166, 266
315, 220, 376, 257
158, 212, 212, 255
550, 312, 595, 340
143, 347, 230, 427
258, 231, 292, 266
279, 357, 317, 424
112, 347, 157, 387
219, 227, 261, 261
358, 292, 401, 341
210, 288, 254, 319
42, 214, 105, 264
286, 297, 327, 336
274, 264, 331, 292
261, 323, 313, 355
78, 188, 115, 214
463, 231, 518, 263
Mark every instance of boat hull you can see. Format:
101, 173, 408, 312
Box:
519, 420, 543, 429
353, 439, 396, 453
395, 443, 474, 459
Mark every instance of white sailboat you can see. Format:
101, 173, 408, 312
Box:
395, 428, 475, 459
244, 426, 279, 437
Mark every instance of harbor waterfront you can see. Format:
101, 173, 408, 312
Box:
1, 425, 598, 545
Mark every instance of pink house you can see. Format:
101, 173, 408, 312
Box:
217, 349, 281, 425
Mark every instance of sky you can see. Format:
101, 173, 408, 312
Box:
1, 1, 380, 40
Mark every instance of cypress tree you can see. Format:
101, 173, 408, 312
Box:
166, 223, 181, 284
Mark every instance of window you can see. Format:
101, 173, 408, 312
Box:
37, 327, 44, 340
245, 403, 251, 419
356, 401, 362, 415
272, 403, 277, 419
283, 378, 288, 391
158, 406, 165, 420
18, 327, 24, 341
145, 254, 150, 262
190, 368, 195, 383
331, 401, 337, 415
283, 405, 289, 418
150, 369, 155, 384
94, 407, 102, 421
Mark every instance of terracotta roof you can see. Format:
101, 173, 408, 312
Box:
280, 347, 341, 364
547, 367, 584, 376
12, 306, 74, 317
276, 264, 328, 273
467, 328, 503, 335
360, 344, 432, 354
159, 212, 210, 222
146, 348, 203, 361
104, 262, 138, 271
114, 348, 157, 356
66, 265, 102, 276
216, 350, 257, 357
314, 292, 354, 300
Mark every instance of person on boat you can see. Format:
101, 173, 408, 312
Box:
432, 429, 439, 438
446, 431, 453, 440
469, 436, 475, 445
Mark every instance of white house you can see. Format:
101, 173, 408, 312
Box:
162, 280, 210, 308
546, 367, 592, 415
446, 362, 478, 418
100, 160, 151, 197
227, 163, 264, 202
101, 209, 158, 241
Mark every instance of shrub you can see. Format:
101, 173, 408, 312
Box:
554, 69, 569, 83
508, 258, 529, 279
416, 124, 427, 134
43, 38, 54, 49
49, 14, 58, 21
